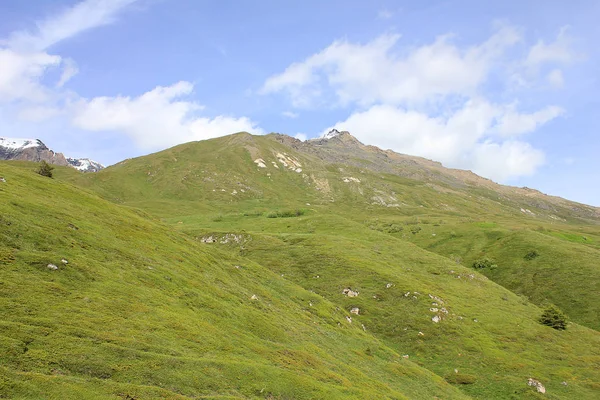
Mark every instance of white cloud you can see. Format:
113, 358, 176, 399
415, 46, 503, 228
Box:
4, 0, 140, 52
0, 49, 61, 102
282, 111, 299, 118
71, 82, 263, 149
494, 105, 564, 136
472, 140, 545, 181
525, 26, 575, 70
294, 133, 307, 141
0, 1, 262, 152
0, 0, 136, 102
326, 100, 558, 181
263, 24, 579, 182
547, 68, 564, 88
56, 58, 79, 88
261, 26, 521, 108
513, 26, 578, 87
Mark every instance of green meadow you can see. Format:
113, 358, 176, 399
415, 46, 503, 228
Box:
2, 132, 599, 399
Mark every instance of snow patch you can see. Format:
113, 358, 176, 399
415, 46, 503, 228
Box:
0, 137, 42, 150
66, 158, 104, 172
322, 129, 341, 139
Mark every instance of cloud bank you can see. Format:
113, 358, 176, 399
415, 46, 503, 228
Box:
262, 25, 575, 182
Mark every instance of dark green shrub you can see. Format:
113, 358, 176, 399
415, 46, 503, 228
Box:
266, 209, 305, 218
472, 257, 497, 269
36, 161, 54, 178
524, 250, 539, 260
387, 224, 403, 233
539, 305, 567, 330
445, 373, 477, 385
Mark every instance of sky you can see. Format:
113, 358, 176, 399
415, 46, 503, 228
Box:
0, 0, 599, 206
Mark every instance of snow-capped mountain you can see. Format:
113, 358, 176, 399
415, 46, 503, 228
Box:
321, 128, 342, 139
66, 157, 104, 172
0, 138, 44, 151
0, 137, 104, 173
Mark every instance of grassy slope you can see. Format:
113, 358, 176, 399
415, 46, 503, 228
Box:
65, 134, 600, 332
401, 219, 600, 330
0, 163, 469, 400
28, 133, 600, 398
176, 212, 600, 400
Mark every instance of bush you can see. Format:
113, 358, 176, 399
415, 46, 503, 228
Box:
472, 257, 497, 270
539, 304, 568, 330
266, 209, 305, 218
36, 161, 54, 178
410, 226, 421, 234
445, 373, 477, 385
524, 250, 540, 260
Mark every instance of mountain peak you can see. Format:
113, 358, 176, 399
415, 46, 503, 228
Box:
0, 137, 46, 151
312, 129, 363, 147
66, 157, 105, 172
0, 137, 103, 173
322, 129, 342, 139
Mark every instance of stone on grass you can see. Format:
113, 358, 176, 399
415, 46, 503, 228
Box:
527, 378, 546, 394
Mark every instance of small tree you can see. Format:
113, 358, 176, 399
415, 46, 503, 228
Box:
539, 304, 568, 330
472, 257, 497, 270
36, 161, 54, 178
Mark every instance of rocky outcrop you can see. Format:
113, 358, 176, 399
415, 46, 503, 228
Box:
527, 378, 546, 394
0, 137, 104, 172
0, 138, 68, 166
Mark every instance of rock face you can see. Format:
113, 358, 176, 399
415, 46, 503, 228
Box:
0, 138, 68, 166
0, 137, 104, 172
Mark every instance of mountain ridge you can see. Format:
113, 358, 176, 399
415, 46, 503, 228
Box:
267, 131, 598, 220
0, 137, 104, 172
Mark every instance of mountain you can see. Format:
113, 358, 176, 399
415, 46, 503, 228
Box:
2, 131, 600, 399
0, 137, 69, 166
66, 157, 105, 172
0, 137, 104, 172
0, 162, 469, 400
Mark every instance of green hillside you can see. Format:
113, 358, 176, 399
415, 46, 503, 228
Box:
67, 132, 600, 331
403, 220, 600, 330
2, 131, 600, 399
0, 163, 469, 399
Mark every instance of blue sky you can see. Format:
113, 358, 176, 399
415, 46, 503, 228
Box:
0, 0, 599, 205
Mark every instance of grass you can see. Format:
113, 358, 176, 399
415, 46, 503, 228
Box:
0, 163, 469, 399
186, 214, 600, 399
404, 220, 600, 330
3, 131, 600, 399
